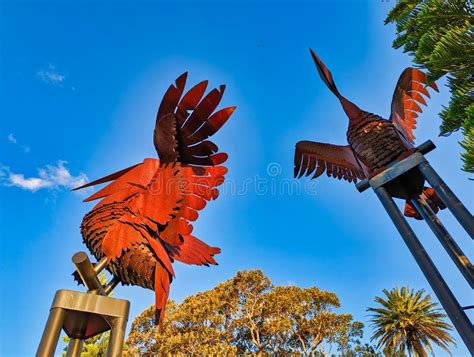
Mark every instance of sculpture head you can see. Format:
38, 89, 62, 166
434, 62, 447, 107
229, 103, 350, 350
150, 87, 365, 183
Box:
309, 49, 364, 122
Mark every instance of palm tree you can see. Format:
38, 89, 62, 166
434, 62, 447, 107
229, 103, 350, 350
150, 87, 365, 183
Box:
367, 287, 455, 356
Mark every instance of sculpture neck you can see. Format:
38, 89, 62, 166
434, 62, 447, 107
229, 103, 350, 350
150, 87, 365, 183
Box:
340, 97, 363, 121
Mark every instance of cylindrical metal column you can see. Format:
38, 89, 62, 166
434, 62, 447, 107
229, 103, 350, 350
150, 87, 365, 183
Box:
375, 186, 474, 354
104, 276, 120, 296
65, 338, 84, 357
411, 195, 474, 288
93, 256, 109, 274
72, 252, 105, 295
36, 307, 66, 357
106, 318, 128, 357
418, 161, 474, 239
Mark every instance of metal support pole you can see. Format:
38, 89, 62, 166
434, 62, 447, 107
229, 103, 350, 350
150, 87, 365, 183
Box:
104, 276, 120, 296
106, 317, 128, 357
72, 252, 106, 295
375, 186, 474, 354
418, 161, 474, 239
94, 256, 109, 274
36, 307, 66, 356
65, 338, 83, 357
411, 195, 474, 288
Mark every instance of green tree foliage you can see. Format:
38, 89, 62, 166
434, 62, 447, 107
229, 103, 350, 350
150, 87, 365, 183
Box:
368, 287, 455, 356
385, 0, 474, 173
127, 270, 379, 356
61, 333, 110, 357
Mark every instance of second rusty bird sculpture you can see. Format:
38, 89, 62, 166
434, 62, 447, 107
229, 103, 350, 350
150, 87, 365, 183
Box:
74, 73, 235, 323
294, 50, 444, 218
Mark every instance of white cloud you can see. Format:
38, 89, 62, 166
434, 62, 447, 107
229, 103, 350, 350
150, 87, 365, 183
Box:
7, 133, 30, 153
0, 161, 88, 193
37, 64, 66, 86
8, 173, 53, 191
7, 134, 17, 144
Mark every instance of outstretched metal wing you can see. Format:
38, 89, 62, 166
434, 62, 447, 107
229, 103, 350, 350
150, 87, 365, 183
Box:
390, 68, 439, 143
154, 72, 236, 167
294, 141, 366, 183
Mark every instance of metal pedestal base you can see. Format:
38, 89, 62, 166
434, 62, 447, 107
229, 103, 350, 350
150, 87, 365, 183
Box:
356, 141, 474, 354
36, 253, 129, 357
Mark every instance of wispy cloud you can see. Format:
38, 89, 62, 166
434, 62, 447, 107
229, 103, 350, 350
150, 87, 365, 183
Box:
7, 134, 17, 144
37, 64, 66, 86
7, 133, 30, 153
0, 161, 88, 193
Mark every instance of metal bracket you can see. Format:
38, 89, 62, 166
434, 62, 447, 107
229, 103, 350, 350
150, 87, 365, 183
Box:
369, 152, 426, 190
356, 140, 435, 194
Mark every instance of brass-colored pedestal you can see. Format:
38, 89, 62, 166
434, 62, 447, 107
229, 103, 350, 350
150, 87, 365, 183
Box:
36, 252, 130, 357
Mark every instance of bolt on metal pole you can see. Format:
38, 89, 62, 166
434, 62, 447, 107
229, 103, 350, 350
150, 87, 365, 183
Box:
375, 186, 474, 354
418, 161, 474, 239
410, 195, 474, 288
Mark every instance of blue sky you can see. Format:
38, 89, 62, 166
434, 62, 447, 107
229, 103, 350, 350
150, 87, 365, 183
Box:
0, 0, 472, 355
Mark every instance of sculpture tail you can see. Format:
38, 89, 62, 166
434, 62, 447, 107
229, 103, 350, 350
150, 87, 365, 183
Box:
154, 262, 171, 326
404, 187, 446, 220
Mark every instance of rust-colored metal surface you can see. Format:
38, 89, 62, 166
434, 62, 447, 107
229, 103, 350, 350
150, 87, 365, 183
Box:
294, 50, 442, 219
74, 73, 235, 324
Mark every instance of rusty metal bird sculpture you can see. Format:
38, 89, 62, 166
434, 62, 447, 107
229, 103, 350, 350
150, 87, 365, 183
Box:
74, 73, 235, 324
294, 50, 444, 218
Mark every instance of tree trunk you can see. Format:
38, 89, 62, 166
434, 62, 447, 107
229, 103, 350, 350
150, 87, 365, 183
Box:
412, 338, 427, 357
